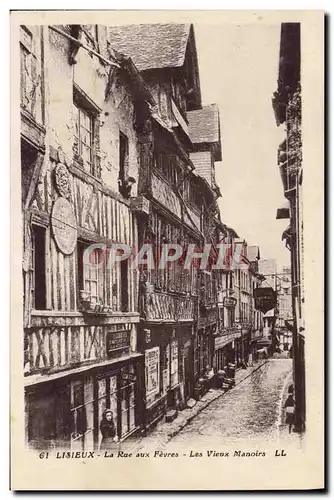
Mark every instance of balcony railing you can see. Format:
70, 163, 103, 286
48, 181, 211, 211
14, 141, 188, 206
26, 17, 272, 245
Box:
142, 290, 196, 323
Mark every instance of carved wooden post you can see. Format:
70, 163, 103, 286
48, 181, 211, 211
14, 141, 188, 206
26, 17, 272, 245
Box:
135, 112, 154, 197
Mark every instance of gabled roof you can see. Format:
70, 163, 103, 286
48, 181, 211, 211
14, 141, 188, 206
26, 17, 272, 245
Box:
187, 104, 220, 144
108, 23, 191, 71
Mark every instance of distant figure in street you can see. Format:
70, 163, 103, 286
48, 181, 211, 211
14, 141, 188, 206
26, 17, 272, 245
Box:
288, 384, 294, 395
284, 394, 295, 433
240, 359, 248, 370
203, 365, 215, 389
204, 365, 214, 379
100, 409, 118, 450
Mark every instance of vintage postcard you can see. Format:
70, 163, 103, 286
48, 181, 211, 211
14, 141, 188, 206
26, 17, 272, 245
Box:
10, 10, 324, 490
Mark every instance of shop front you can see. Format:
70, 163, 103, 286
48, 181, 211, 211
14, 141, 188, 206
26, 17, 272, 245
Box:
140, 326, 183, 431
26, 351, 142, 451
195, 306, 218, 381
179, 327, 194, 404
194, 326, 215, 381
213, 329, 241, 370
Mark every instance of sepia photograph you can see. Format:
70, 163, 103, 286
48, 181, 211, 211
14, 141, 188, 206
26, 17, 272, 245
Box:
10, 10, 324, 490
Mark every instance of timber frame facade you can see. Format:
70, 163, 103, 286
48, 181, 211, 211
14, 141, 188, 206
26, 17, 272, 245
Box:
21, 22, 264, 449
21, 24, 155, 450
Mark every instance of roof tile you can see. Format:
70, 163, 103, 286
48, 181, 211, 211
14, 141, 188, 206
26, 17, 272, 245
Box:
187, 104, 220, 144
108, 23, 191, 71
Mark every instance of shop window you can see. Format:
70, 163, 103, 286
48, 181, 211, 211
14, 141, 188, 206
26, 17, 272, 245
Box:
27, 384, 71, 450
70, 379, 94, 450
120, 365, 136, 437
163, 344, 171, 394
170, 341, 179, 388
31, 224, 46, 310
97, 375, 118, 441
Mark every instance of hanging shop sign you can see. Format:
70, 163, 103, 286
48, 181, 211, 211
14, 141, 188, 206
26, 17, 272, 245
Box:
145, 346, 160, 397
51, 197, 77, 255
254, 287, 277, 314
223, 297, 237, 309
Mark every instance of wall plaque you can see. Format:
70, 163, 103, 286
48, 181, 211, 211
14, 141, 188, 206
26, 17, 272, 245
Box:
51, 197, 77, 255
107, 329, 130, 354
54, 163, 71, 199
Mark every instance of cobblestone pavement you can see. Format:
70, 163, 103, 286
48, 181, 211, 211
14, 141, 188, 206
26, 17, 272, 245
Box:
124, 358, 300, 454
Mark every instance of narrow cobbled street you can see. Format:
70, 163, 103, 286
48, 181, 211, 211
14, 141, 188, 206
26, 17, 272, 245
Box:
128, 358, 302, 456
165, 359, 292, 449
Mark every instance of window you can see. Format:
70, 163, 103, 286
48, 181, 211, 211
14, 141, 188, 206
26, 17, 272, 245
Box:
120, 259, 129, 312
73, 87, 100, 177
31, 225, 46, 310
194, 335, 200, 379
118, 132, 129, 196
170, 341, 179, 388
77, 241, 102, 303
20, 26, 39, 117
228, 308, 235, 327
120, 365, 136, 437
73, 103, 93, 174
28, 384, 71, 450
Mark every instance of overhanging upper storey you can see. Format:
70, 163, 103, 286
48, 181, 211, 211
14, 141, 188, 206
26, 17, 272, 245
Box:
108, 23, 202, 112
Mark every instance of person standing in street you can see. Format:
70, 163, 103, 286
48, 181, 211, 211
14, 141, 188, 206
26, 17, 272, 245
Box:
100, 409, 118, 450
284, 393, 295, 433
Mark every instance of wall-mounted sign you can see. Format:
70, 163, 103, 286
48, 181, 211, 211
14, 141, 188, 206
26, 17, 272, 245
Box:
224, 297, 237, 309
51, 197, 77, 255
107, 329, 130, 356
145, 346, 160, 397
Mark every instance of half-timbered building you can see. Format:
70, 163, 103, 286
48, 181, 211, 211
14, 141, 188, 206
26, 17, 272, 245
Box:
21, 23, 155, 449
109, 23, 224, 427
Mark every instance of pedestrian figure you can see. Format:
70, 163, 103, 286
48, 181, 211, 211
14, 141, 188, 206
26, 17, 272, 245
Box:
288, 384, 294, 395
100, 409, 118, 450
284, 394, 295, 433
